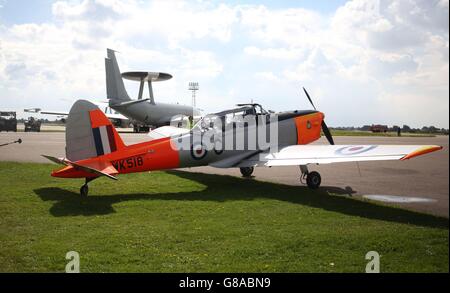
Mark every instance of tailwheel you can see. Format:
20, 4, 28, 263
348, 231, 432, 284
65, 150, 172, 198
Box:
80, 177, 95, 197
306, 171, 321, 189
240, 167, 254, 178
80, 184, 89, 197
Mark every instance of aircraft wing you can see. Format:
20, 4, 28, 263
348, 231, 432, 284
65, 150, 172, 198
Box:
40, 110, 69, 116
237, 145, 443, 167
38, 110, 128, 121
103, 112, 128, 121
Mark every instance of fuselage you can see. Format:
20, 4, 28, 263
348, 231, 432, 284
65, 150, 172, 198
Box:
111, 101, 201, 127
52, 110, 324, 178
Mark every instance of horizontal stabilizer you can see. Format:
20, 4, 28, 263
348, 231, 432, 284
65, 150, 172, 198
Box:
41, 155, 69, 165
69, 160, 118, 180
109, 98, 150, 107
42, 155, 118, 180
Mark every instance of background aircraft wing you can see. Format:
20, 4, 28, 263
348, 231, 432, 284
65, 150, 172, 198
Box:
103, 112, 128, 120
37, 109, 128, 121
147, 126, 190, 140
237, 145, 442, 167
40, 110, 69, 116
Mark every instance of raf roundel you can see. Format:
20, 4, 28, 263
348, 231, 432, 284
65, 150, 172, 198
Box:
335, 145, 377, 156
191, 143, 208, 160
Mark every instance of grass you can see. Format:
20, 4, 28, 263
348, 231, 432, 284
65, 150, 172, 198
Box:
0, 162, 448, 273
330, 130, 436, 137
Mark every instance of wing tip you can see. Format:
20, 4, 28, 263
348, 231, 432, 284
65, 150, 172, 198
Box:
401, 145, 443, 160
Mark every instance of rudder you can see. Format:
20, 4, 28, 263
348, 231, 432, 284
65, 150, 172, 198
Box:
66, 100, 125, 161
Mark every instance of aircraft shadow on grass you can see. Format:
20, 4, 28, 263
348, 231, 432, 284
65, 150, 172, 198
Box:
34, 170, 448, 229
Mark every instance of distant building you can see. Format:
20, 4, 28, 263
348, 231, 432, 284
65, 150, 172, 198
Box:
370, 124, 388, 133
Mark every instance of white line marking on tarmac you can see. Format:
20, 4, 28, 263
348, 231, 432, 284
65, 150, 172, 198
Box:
363, 195, 437, 203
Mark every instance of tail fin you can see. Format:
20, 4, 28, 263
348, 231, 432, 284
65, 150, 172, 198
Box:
66, 99, 125, 161
105, 48, 131, 102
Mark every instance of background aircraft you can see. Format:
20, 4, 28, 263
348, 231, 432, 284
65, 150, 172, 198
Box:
24, 102, 130, 128
43, 93, 442, 197
26, 49, 202, 132
105, 49, 202, 131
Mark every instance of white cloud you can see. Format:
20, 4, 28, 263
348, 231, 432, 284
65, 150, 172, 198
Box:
0, 0, 229, 112
52, 0, 123, 20
369, 18, 393, 32
238, 5, 323, 45
0, 0, 448, 128
236, 0, 448, 127
244, 46, 304, 60
112, 1, 238, 49
254, 71, 280, 82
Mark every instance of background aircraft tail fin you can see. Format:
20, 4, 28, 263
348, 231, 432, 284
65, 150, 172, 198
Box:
105, 48, 131, 102
66, 99, 126, 161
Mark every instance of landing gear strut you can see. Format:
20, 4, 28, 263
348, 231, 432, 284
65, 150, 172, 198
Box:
299, 165, 321, 189
240, 167, 254, 178
80, 178, 95, 197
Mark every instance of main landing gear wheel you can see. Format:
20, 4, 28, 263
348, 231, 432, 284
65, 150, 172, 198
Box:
240, 167, 254, 178
299, 165, 322, 189
306, 171, 321, 189
80, 184, 89, 197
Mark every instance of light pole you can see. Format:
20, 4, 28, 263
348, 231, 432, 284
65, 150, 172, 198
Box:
188, 82, 199, 108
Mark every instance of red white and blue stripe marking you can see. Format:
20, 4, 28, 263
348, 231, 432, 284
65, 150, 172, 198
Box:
92, 125, 117, 156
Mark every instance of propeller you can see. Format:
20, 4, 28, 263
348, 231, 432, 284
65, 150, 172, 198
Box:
320, 120, 334, 145
302, 87, 334, 145
303, 87, 316, 111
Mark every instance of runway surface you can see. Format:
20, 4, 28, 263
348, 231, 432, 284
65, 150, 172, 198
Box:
0, 131, 448, 217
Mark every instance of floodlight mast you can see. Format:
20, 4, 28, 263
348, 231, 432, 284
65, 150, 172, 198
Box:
188, 82, 199, 108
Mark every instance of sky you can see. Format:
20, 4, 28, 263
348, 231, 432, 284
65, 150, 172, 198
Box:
0, 0, 448, 128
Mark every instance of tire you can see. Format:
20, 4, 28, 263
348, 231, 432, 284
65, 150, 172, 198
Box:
240, 167, 254, 178
306, 171, 321, 189
80, 184, 89, 197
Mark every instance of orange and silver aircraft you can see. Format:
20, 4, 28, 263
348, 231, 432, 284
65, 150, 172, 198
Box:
43, 90, 443, 197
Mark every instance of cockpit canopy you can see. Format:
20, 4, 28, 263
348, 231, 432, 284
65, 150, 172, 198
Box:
193, 103, 269, 131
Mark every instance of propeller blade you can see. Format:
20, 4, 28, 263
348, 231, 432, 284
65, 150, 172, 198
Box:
321, 121, 334, 145
302, 87, 316, 110
301, 87, 333, 144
